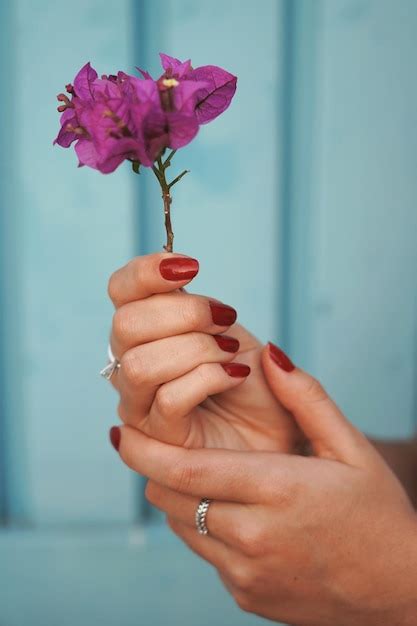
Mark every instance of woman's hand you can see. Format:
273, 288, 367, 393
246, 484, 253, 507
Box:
107, 252, 303, 452
109, 349, 417, 626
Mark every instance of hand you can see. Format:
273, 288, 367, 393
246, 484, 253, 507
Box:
107, 252, 303, 451
109, 349, 417, 626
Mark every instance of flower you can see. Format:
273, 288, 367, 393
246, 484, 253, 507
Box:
158, 53, 237, 124
54, 53, 237, 174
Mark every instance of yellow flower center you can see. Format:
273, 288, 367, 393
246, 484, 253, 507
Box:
162, 78, 179, 88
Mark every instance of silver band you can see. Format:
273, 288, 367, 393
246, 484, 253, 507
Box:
195, 497, 211, 535
100, 344, 121, 381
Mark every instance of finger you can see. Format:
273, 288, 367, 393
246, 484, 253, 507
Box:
167, 517, 244, 575
146, 481, 255, 554
110, 425, 293, 503
114, 332, 247, 436
146, 361, 251, 444
108, 252, 199, 308
111, 293, 237, 357
261, 342, 379, 467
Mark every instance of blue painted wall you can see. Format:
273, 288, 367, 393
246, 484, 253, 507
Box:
0, 1, 416, 624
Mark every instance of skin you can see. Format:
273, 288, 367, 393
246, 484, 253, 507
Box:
108, 252, 417, 626
108, 251, 304, 452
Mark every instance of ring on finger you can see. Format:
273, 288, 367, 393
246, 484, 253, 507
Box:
195, 497, 212, 535
100, 344, 121, 381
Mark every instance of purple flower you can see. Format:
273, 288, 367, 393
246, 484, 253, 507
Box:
54, 54, 237, 174
158, 53, 237, 124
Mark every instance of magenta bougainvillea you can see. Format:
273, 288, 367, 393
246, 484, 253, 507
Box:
54, 53, 237, 250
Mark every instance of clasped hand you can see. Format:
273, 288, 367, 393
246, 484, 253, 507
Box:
107, 253, 417, 626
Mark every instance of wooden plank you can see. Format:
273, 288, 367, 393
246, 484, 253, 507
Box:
135, 0, 287, 345
0, 526, 265, 626
8, 0, 138, 524
0, 0, 33, 524
289, 0, 417, 436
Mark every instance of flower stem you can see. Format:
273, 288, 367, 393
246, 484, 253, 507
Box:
162, 191, 174, 253
168, 169, 190, 190
164, 149, 177, 168
151, 152, 189, 253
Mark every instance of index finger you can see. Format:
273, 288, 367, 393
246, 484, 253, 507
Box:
108, 253, 199, 307
111, 425, 295, 504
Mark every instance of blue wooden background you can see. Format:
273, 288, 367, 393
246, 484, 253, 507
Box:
0, 1, 416, 625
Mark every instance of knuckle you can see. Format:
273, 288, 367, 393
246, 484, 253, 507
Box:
120, 350, 147, 388
154, 386, 177, 419
267, 469, 300, 509
145, 481, 160, 506
303, 376, 328, 405
190, 331, 210, 355
107, 271, 120, 304
117, 401, 146, 429
233, 591, 254, 613
180, 298, 203, 330
235, 524, 269, 559
194, 363, 213, 387
112, 306, 133, 344
170, 459, 203, 493
124, 256, 142, 286
117, 402, 128, 423
229, 563, 256, 594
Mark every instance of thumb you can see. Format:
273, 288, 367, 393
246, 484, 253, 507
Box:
261, 342, 375, 467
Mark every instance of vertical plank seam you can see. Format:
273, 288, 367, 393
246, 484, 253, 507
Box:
278, 0, 295, 351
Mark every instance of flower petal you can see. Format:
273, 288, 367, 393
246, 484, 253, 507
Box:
128, 77, 159, 105
187, 65, 237, 124
135, 66, 153, 80
159, 53, 192, 79
165, 111, 199, 148
92, 77, 122, 100
53, 109, 78, 147
75, 137, 100, 168
96, 138, 140, 173
173, 80, 211, 115
73, 62, 99, 101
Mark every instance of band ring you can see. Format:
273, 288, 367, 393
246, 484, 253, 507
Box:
100, 344, 121, 381
195, 497, 211, 535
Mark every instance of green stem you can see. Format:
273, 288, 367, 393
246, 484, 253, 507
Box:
164, 149, 177, 168
168, 169, 190, 190
151, 151, 189, 253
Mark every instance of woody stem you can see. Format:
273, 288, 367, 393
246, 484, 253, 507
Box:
153, 157, 174, 253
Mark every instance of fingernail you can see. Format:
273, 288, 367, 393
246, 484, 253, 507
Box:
268, 342, 295, 372
209, 301, 237, 326
222, 363, 251, 378
214, 334, 240, 353
109, 426, 121, 451
159, 257, 199, 281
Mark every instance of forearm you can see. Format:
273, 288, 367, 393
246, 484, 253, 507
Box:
371, 438, 417, 507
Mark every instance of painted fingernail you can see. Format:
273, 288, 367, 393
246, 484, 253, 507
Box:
214, 334, 240, 353
209, 301, 237, 326
222, 363, 251, 378
159, 257, 199, 281
268, 342, 295, 372
109, 426, 121, 451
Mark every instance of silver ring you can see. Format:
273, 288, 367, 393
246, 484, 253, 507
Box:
195, 497, 211, 535
100, 344, 121, 381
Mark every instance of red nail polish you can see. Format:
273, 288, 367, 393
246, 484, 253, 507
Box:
159, 257, 199, 281
109, 426, 121, 451
222, 363, 251, 378
268, 342, 295, 372
214, 334, 240, 353
209, 301, 237, 326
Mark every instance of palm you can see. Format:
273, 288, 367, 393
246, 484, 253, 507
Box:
177, 324, 302, 453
